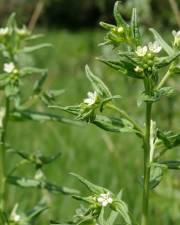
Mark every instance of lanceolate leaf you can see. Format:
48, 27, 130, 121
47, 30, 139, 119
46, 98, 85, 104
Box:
155, 52, 180, 68
7, 176, 79, 195
130, 8, 141, 46
93, 115, 136, 133
156, 130, 180, 152
159, 160, 180, 170
70, 173, 108, 194
113, 200, 132, 225
10, 110, 80, 125
85, 65, 111, 98
149, 28, 174, 55
113, 1, 127, 27
21, 43, 52, 53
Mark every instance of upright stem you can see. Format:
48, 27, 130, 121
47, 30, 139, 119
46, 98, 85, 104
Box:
0, 98, 10, 212
141, 102, 152, 225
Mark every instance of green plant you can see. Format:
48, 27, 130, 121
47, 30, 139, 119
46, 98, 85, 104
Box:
52, 2, 180, 225
0, 14, 79, 225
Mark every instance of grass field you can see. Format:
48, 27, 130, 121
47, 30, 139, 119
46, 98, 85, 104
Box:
8, 29, 180, 224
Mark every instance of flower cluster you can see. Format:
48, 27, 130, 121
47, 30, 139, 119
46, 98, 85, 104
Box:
97, 192, 113, 207
135, 41, 162, 57
133, 41, 162, 77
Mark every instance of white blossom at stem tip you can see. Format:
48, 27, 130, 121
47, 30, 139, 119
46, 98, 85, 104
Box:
84, 91, 97, 106
135, 46, 148, 57
97, 192, 113, 207
4, 62, 15, 73
148, 41, 162, 53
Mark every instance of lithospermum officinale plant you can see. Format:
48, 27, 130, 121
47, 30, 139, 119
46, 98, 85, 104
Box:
51, 2, 180, 225
0, 13, 79, 224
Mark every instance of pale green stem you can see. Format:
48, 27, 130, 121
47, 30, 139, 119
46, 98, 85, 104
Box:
156, 63, 176, 89
0, 98, 10, 213
107, 103, 144, 137
141, 102, 152, 225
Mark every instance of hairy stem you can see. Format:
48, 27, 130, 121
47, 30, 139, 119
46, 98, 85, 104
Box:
141, 102, 152, 225
0, 98, 10, 212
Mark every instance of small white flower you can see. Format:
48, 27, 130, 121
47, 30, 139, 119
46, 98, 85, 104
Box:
4, 62, 15, 73
84, 91, 97, 106
135, 46, 148, 57
134, 66, 143, 73
117, 26, 124, 33
172, 30, 180, 46
97, 192, 113, 207
0, 27, 9, 36
148, 41, 162, 53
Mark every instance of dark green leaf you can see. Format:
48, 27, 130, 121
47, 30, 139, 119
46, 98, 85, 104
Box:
10, 110, 80, 125
7, 176, 79, 195
159, 160, 180, 170
93, 115, 136, 133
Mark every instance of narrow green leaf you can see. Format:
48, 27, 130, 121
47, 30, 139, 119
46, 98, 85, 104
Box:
27, 203, 48, 221
93, 115, 136, 133
70, 173, 108, 194
10, 110, 80, 125
113, 1, 127, 27
130, 8, 141, 46
33, 71, 48, 94
7, 176, 79, 195
21, 43, 52, 53
149, 28, 174, 55
85, 65, 111, 98
159, 160, 180, 170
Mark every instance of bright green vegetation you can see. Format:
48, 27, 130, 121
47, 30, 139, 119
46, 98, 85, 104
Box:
7, 29, 180, 224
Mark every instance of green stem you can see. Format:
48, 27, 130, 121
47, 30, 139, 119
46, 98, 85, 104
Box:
0, 98, 10, 212
107, 104, 144, 136
156, 64, 175, 89
141, 102, 152, 225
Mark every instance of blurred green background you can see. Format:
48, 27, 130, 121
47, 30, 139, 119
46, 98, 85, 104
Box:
0, 0, 180, 224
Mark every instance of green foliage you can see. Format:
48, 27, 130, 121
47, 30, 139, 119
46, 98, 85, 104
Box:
0, 13, 79, 225
52, 1, 180, 225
